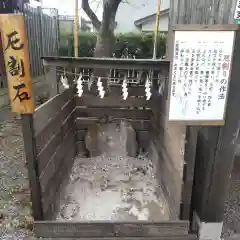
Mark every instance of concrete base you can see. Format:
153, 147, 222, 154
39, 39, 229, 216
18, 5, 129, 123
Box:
192, 211, 223, 240
199, 222, 223, 240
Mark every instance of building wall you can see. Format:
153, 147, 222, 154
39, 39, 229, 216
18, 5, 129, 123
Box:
59, 20, 73, 35
141, 14, 169, 32
115, 0, 170, 33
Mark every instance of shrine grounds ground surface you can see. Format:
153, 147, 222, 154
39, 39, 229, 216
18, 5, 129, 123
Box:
0, 106, 240, 240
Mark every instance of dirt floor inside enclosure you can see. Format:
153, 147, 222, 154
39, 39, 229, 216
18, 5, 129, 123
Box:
57, 154, 169, 221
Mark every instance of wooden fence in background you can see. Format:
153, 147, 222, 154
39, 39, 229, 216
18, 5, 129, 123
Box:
169, 0, 237, 24
0, 6, 60, 88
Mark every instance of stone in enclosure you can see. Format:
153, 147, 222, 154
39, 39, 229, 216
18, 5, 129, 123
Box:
85, 119, 138, 157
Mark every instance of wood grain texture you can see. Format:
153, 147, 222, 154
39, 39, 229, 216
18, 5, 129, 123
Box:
75, 107, 152, 120
37, 108, 75, 174
191, 127, 220, 222
44, 146, 76, 220
21, 114, 43, 220
0, 14, 35, 114
44, 146, 76, 219
33, 88, 74, 135
150, 131, 182, 219
200, 28, 240, 222
180, 127, 198, 220
76, 95, 152, 108
80, 85, 147, 97
172, 24, 238, 31
42, 56, 170, 70
34, 221, 189, 238
35, 98, 75, 153
169, 0, 237, 25
41, 128, 75, 216
39, 127, 75, 193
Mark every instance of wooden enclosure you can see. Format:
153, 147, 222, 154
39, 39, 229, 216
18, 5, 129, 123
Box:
21, 57, 197, 239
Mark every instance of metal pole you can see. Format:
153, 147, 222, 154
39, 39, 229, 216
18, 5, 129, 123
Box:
153, 0, 161, 59
74, 0, 79, 58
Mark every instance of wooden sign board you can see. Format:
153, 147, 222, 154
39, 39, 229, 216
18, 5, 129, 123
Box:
0, 14, 35, 114
168, 26, 236, 125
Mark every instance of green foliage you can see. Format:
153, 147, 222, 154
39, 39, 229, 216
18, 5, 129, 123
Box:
59, 32, 166, 58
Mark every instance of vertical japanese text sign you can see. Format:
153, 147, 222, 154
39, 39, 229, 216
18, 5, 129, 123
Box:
0, 14, 34, 114
168, 28, 235, 125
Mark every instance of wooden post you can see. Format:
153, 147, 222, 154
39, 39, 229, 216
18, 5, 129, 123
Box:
21, 114, 44, 220
201, 27, 240, 222
153, 0, 161, 59
190, 27, 240, 240
74, 0, 79, 58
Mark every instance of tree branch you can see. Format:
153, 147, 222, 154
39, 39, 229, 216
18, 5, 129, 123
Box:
82, 0, 101, 31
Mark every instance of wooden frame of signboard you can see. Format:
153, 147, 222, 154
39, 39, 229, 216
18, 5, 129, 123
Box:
166, 24, 240, 231
167, 24, 238, 126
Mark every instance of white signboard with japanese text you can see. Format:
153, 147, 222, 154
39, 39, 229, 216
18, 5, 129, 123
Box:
234, 0, 240, 20
168, 30, 235, 123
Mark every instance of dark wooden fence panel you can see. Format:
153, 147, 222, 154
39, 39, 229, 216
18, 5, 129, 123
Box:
143, 66, 187, 220
76, 95, 151, 108
150, 122, 185, 220
76, 107, 152, 120
34, 88, 74, 135
36, 99, 75, 173
32, 88, 76, 219
34, 221, 190, 238
191, 127, 219, 221
41, 128, 76, 219
79, 85, 147, 97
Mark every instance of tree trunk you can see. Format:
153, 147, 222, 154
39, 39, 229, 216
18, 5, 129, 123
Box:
94, 30, 114, 58
91, 30, 114, 94
83, 0, 122, 94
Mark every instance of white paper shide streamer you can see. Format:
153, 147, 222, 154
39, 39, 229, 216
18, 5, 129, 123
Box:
60, 73, 70, 89
76, 73, 83, 97
145, 76, 152, 100
122, 77, 128, 100
97, 77, 105, 98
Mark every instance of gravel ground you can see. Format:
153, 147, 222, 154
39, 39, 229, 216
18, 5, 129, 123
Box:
222, 158, 240, 239
0, 107, 240, 239
0, 114, 36, 239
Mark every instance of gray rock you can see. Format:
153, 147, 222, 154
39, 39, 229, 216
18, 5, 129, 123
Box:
85, 120, 138, 157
